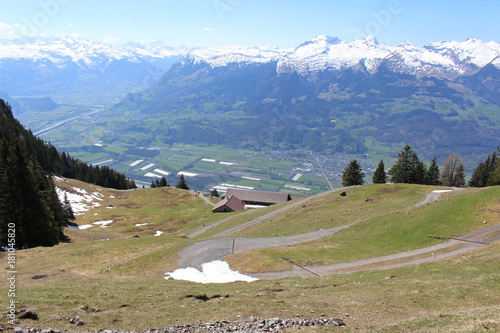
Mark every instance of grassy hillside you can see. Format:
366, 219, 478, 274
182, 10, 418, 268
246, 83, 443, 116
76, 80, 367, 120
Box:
1, 181, 499, 332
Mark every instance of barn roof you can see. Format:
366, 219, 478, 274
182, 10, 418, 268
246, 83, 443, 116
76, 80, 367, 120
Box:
212, 195, 245, 212
223, 188, 291, 205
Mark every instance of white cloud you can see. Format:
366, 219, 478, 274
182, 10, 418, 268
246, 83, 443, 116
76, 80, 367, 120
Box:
0, 23, 15, 37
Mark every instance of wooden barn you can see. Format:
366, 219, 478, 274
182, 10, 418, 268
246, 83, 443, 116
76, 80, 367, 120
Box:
222, 188, 292, 206
211, 195, 245, 213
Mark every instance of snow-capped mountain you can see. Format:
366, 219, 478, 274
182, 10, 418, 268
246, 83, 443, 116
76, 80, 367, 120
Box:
0, 36, 188, 98
0, 36, 189, 65
176, 35, 500, 78
108, 34, 500, 164
1, 35, 499, 99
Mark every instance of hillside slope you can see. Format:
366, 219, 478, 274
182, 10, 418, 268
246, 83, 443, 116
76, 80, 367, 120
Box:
2, 182, 499, 331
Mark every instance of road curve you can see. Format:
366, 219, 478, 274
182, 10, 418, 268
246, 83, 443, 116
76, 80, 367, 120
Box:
179, 226, 348, 269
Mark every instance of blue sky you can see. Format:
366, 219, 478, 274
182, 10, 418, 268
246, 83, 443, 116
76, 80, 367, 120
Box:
0, 0, 498, 47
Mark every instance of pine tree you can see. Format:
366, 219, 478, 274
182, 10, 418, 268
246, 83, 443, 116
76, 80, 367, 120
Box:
342, 159, 365, 187
159, 177, 168, 187
63, 193, 75, 221
210, 189, 220, 198
469, 161, 489, 187
176, 174, 190, 190
425, 157, 440, 185
388, 145, 426, 184
469, 152, 497, 187
486, 148, 500, 186
440, 154, 465, 187
0, 139, 68, 248
372, 160, 386, 184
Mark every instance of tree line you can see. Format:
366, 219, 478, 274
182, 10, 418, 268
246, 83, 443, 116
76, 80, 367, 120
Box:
0, 138, 72, 248
342, 145, 500, 187
0, 99, 135, 249
0, 100, 136, 190
150, 174, 190, 190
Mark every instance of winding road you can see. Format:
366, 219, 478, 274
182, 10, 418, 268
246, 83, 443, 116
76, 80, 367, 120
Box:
179, 188, 500, 278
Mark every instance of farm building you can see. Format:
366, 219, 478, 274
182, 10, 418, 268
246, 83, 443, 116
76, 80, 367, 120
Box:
222, 188, 292, 206
212, 195, 245, 213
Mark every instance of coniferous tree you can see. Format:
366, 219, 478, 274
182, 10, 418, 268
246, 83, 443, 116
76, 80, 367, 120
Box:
176, 174, 190, 190
425, 157, 440, 185
486, 148, 500, 186
388, 145, 425, 184
0, 139, 68, 248
210, 189, 220, 198
469, 152, 497, 187
342, 159, 365, 186
469, 161, 489, 187
372, 160, 387, 184
63, 193, 75, 221
159, 177, 168, 187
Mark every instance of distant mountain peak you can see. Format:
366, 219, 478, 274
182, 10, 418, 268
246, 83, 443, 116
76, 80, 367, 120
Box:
300, 35, 344, 47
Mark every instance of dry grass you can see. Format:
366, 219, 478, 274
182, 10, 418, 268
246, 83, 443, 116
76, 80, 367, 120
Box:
0, 181, 499, 332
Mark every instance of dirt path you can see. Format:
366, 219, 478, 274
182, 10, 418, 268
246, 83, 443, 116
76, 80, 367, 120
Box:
179, 225, 349, 269
251, 225, 500, 279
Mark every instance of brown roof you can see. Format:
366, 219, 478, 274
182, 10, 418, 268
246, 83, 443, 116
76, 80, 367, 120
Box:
223, 188, 291, 205
212, 195, 245, 213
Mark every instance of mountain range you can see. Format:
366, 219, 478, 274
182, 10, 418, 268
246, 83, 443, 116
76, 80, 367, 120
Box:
112, 35, 500, 165
1, 35, 499, 166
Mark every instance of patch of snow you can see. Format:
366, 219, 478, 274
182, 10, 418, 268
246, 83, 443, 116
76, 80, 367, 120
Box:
154, 231, 164, 237
135, 223, 149, 227
76, 224, 94, 230
72, 187, 88, 194
56, 187, 103, 214
93, 220, 114, 228
432, 190, 454, 193
244, 205, 267, 209
165, 260, 258, 284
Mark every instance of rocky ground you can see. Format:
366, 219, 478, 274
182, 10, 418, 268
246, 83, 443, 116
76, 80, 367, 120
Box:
7, 316, 345, 332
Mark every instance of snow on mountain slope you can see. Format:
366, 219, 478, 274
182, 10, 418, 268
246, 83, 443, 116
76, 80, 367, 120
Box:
276, 35, 500, 76
188, 45, 286, 67
0, 36, 189, 65
425, 38, 500, 69
1, 35, 499, 77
